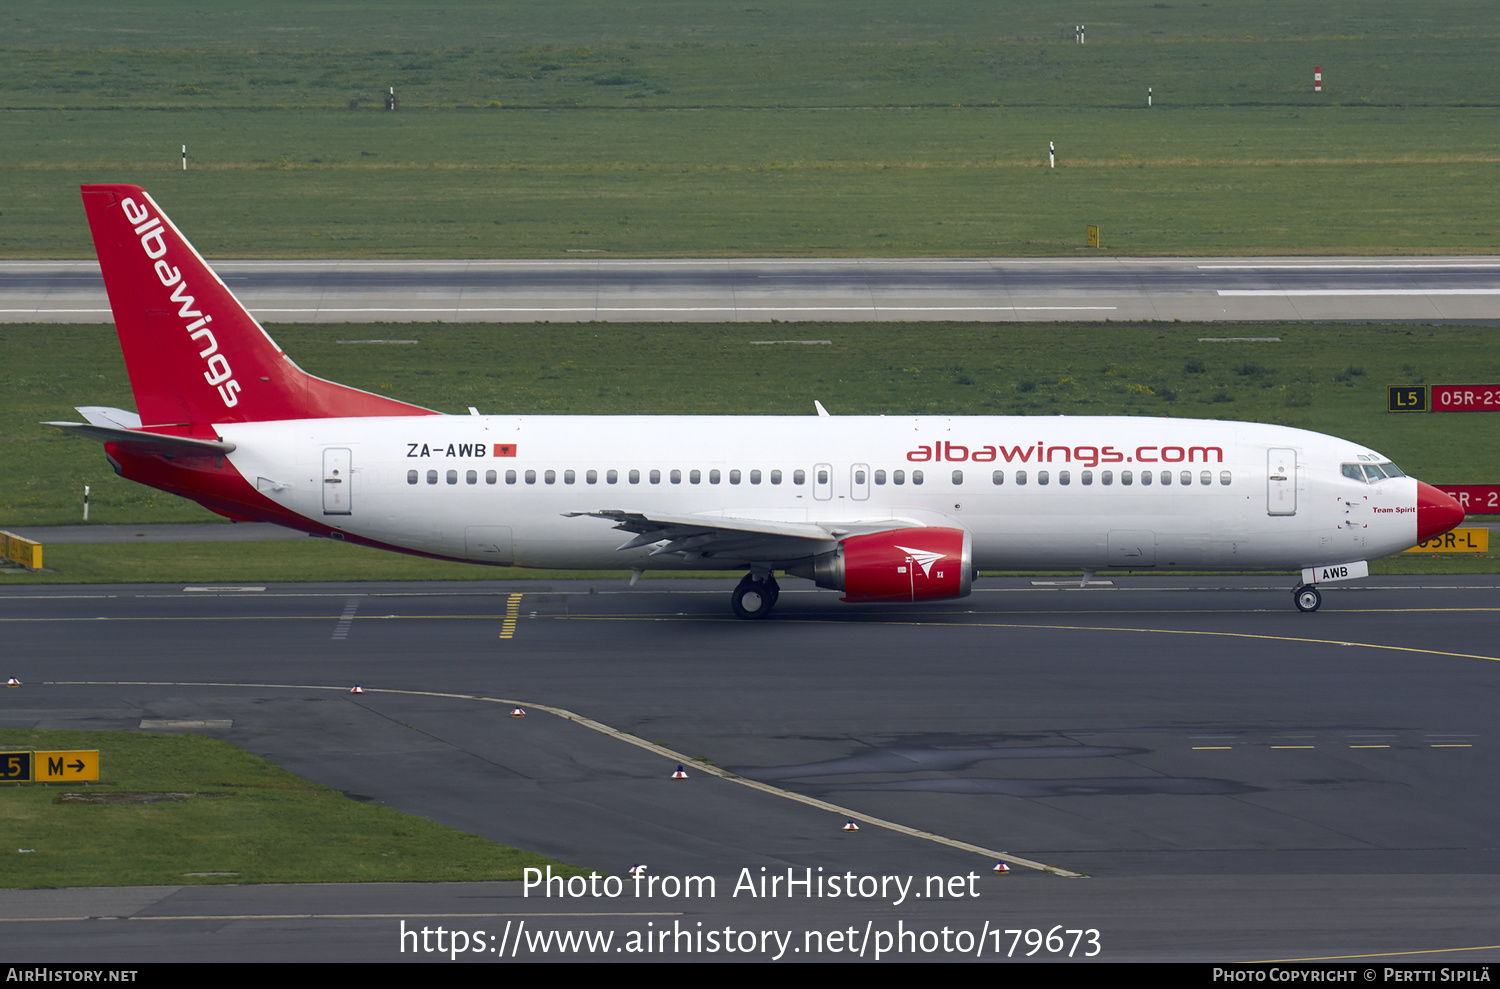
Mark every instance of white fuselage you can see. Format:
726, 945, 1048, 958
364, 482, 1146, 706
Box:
220, 414, 1421, 573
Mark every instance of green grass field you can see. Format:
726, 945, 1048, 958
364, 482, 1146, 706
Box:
4, 320, 1496, 530
2, 1, 1496, 257
6, 1, 1496, 109
0, 728, 587, 887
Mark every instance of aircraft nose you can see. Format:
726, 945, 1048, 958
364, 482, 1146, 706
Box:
1415, 481, 1465, 542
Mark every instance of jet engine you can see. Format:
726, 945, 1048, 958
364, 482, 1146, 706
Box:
791, 527, 973, 602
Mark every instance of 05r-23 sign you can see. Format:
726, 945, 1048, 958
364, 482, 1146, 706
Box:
1432, 385, 1500, 411
1439, 484, 1500, 515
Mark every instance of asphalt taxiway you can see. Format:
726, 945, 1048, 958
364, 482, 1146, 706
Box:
1, 575, 1497, 962
5, 256, 1500, 323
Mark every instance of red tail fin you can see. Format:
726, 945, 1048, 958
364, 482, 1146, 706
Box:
80, 185, 436, 426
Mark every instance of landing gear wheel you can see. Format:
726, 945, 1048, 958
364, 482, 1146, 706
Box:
1293, 585, 1322, 613
731, 575, 777, 620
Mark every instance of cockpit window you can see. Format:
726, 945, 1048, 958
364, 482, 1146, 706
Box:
1344, 461, 1406, 483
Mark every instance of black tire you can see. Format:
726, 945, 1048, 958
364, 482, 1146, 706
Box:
1293, 585, 1322, 613
731, 578, 776, 620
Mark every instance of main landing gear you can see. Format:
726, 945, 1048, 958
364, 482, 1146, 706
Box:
1292, 583, 1322, 613
731, 572, 780, 620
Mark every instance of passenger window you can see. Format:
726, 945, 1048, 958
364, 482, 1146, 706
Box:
486, 470, 497, 484
586, 469, 597, 484
1038, 470, 1049, 485
1200, 471, 1210, 485
730, 469, 741, 484
1059, 470, 1070, 485
1180, 471, 1191, 486
1016, 470, 1027, 485
770, 469, 782, 485
650, 469, 661, 484
751, 470, 762, 484
564, 469, 575, 484
446, 469, 458, 485
1122, 470, 1133, 485
407, 470, 418, 485
544, 470, 556, 484
992, 470, 1004, 485
629, 469, 640, 484
427, 470, 438, 484
1220, 471, 1232, 485
1160, 470, 1170, 485
855, 469, 866, 484
875, 470, 886, 485
525, 470, 536, 484
690, 469, 701, 484
466, 470, 477, 484
1081, 470, 1092, 486
670, 469, 681, 484
710, 469, 720, 484
952, 470, 963, 484
607, 469, 618, 484
506, 469, 517, 484
1102, 470, 1113, 485
893, 470, 905, 485
794, 469, 806, 485
912, 470, 923, 485
1140, 470, 1151, 486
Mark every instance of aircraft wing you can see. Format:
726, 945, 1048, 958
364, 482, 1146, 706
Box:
565, 509, 922, 561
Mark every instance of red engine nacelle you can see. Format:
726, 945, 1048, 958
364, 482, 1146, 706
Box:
796, 527, 974, 603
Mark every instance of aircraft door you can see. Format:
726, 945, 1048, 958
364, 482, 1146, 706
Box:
1267, 447, 1297, 516
814, 463, 833, 501
322, 447, 352, 515
850, 463, 870, 501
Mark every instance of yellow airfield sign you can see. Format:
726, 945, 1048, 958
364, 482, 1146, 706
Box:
34, 750, 100, 781
1403, 528, 1489, 553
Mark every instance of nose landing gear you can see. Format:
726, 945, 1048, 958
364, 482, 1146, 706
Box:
1292, 584, 1322, 613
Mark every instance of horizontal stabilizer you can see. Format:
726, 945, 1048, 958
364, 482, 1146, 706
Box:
44, 421, 236, 456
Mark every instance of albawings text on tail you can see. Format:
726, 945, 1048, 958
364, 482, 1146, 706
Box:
119, 196, 240, 409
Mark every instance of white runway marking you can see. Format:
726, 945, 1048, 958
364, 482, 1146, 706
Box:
1217, 289, 1500, 296
1200, 263, 1500, 270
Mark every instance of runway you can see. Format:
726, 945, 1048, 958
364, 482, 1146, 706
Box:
5, 256, 1500, 323
2, 575, 1497, 962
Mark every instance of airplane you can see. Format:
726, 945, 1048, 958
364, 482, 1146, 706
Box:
48, 184, 1465, 618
